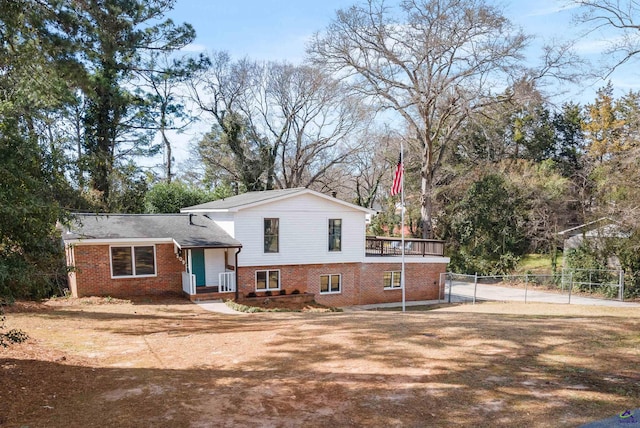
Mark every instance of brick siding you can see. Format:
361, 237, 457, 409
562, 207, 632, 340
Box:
237, 262, 447, 307
68, 243, 184, 298
68, 242, 448, 306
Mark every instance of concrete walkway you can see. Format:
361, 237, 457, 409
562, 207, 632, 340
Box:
194, 299, 246, 314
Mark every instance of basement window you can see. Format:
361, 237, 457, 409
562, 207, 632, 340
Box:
383, 271, 402, 289
256, 270, 280, 291
320, 274, 341, 294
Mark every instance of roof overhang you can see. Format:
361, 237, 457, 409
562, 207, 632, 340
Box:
558, 217, 614, 236
64, 237, 242, 250
64, 237, 174, 246
176, 243, 243, 249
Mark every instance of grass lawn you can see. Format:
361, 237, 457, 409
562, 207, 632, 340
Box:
516, 253, 562, 274
1, 297, 639, 427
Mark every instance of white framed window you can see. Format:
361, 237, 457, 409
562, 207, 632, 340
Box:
264, 218, 279, 253
110, 245, 156, 278
328, 219, 342, 252
256, 270, 280, 291
383, 271, 402, 289
320, 274, 341, 294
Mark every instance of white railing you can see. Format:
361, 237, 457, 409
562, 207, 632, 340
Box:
182, 272, 196, 295
219, 272, 236, 293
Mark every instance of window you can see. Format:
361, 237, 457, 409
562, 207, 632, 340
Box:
256, 270, 280, 290
320, 274, 341, 294
264, 218, 279, 253
328, 219, 342, 252
110, 245, 156, 277
383, 271, 402, 289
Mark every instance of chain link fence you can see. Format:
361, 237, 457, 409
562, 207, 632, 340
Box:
439, 269, 625, 305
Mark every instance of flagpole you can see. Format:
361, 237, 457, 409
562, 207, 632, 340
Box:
400, 140, 406, 313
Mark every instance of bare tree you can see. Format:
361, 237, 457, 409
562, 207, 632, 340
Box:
573, 0, 640, 76
309, 0, 535, 238
191, 52, 273, 191
264, 63, 368, 189
192, 52, 369, 191
350, 128, 398, 208
314, 127, 396, 207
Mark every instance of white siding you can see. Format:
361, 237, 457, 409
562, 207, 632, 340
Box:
206, 212, 235, 237
232, 193, 367, 267
204, 248, 226, 285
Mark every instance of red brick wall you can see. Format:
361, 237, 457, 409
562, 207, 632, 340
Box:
237, 263, 362, 307
237, 261, 447, 307
67, 242, 448, 306
68, 243, 184, 298
357, 262, 446, 305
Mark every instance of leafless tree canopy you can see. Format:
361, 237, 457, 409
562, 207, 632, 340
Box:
191, 52, 369, 191
308, 0, 531, 237
264, 63, 369, 189
573, 0, 640, 76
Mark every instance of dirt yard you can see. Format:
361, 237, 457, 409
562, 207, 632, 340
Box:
2, 297, 639, 427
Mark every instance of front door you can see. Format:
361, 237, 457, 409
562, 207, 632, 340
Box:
191, 248, 206, 287
205, 248, 226, 286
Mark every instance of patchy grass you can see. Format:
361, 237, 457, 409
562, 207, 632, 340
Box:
1, 298, 639, 427
516, 253, 561, 274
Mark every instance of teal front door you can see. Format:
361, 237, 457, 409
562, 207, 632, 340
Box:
191, 248, 206, 287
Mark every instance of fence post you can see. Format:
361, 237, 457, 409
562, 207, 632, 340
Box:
568, 271, 573, 304
524, 273, 528, 304
473, 272, 478, 305
448, 273, 452, 304
619, 270, 625, 302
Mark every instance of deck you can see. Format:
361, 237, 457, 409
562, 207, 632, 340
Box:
365, 236, 445, 257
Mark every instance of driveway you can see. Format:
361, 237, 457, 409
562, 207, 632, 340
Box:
448, 281, 640, 307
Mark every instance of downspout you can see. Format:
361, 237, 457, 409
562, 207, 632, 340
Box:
234, 246, 242, 301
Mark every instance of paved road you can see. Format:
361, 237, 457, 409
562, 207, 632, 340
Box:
448, 281, 640, 307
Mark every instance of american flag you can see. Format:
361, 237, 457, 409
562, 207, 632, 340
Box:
390, 152, 403, 196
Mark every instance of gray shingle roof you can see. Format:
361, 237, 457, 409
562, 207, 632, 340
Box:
62, 214, 241, 248
181, 187, 306, 211
181, 187, 375, 214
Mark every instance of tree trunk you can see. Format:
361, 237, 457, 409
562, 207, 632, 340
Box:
420, 169, 434, 239
75, 103, 85, 189
162, 128, 172, 183
420, 130, 435, 239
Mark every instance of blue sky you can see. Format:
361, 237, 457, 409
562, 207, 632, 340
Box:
167, 0, 636, 99
171, 0, 568, 61
168, 0, 356, 62
161, 0, 638, 167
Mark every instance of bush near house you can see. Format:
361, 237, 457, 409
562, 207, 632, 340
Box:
565, 236, 640, 299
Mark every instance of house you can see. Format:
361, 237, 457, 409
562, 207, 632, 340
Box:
558, 218, 630, 251
558, 217, 630, 268
63, 213, 242, 299
63, 188, 450, 306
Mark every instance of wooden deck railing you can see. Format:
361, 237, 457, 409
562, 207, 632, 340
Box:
365, 236, 445, 257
